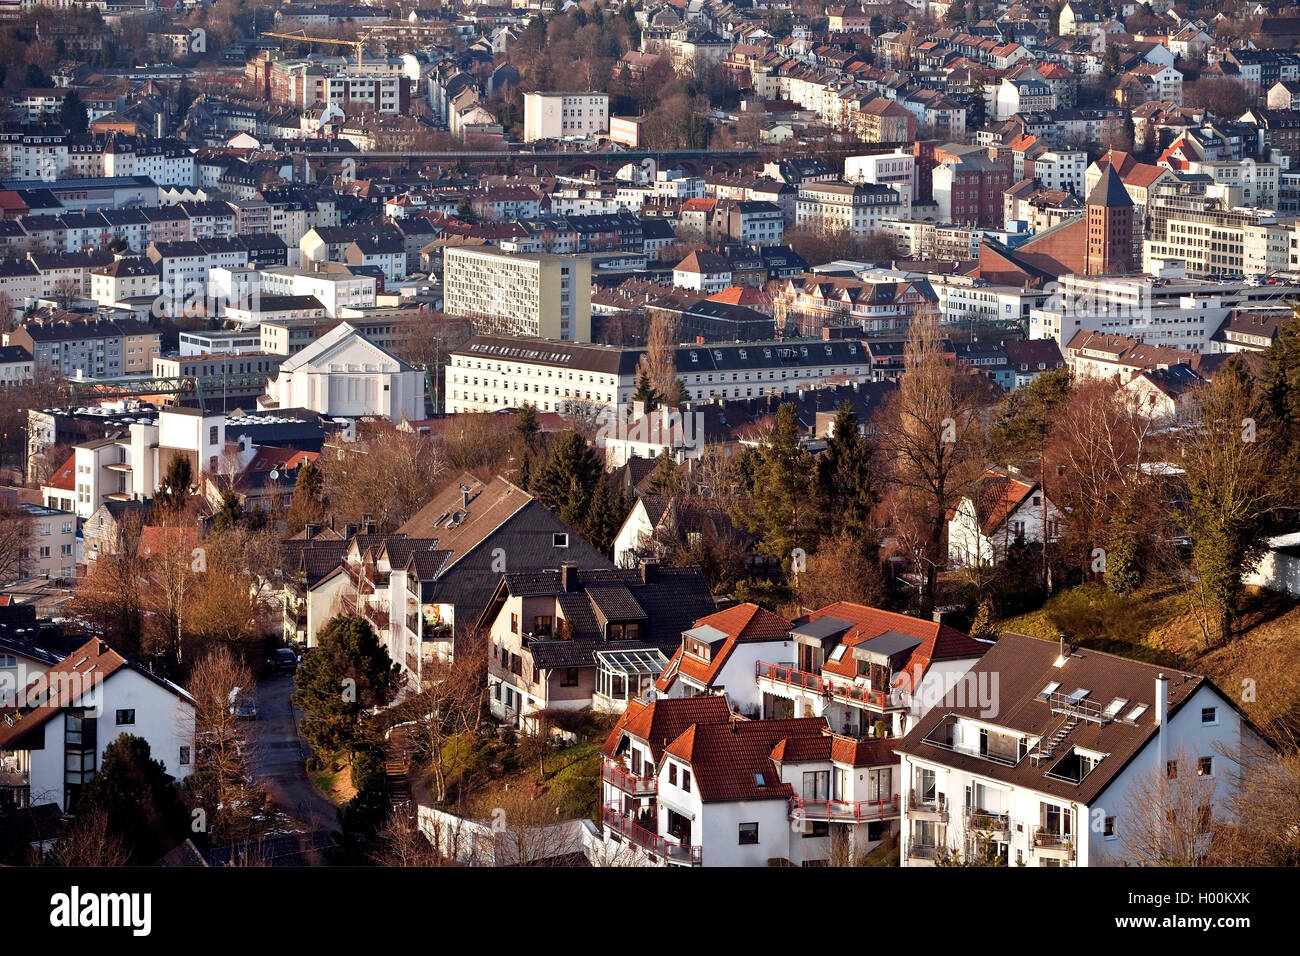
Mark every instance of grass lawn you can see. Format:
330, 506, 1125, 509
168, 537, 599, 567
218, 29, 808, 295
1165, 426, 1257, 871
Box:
311, 752, 359, 807
465, 740, 604, 822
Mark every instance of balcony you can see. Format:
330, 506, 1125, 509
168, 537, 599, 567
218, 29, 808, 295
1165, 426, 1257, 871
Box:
791, 794, 900, 823
1030, 827, 1076, 861
602, 762, 658, 797
602, 807, 701, 866
906, 841, 938, 865
965, 808, 1011, 841
755, 661, 892, 712
907, 791, 948, 822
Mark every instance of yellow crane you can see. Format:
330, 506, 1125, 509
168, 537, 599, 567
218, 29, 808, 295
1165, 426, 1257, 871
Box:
262, 30, 368, 68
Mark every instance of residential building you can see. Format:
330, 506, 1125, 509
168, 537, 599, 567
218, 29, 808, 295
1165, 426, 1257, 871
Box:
443, 246, 593, 342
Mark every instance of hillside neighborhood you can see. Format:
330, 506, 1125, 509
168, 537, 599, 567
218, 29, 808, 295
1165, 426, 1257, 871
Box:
0, 0, 1297, 890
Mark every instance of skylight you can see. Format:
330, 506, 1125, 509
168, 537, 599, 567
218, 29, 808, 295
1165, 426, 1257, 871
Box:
1125, 704, 1148, 722
1066, 688, 1090, 703
1038, 681, 1060, 700
1103, 697, 1128, 718
829, 644, 848, 662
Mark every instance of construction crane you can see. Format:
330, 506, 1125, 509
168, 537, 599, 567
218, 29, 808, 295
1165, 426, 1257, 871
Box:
262, 30, 368, 68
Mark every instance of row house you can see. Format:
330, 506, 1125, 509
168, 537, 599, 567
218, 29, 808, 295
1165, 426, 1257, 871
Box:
897, 632, 1265, 866
600, 698, 902, 866
755, 602, 988, 740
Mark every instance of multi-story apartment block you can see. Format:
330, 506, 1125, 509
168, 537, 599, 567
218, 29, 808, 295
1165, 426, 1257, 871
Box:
443, 246, 593, 342
795, 181, 907, 236
4, 313, 157, 379
844, 150, 916, 202
896, 633, 1265, 866
13, 502, 77, 580
522, 91, 609, 142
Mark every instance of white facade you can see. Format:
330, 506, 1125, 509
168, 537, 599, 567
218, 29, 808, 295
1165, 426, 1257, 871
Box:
263, 322, 423, 423
523, 92, 609, 142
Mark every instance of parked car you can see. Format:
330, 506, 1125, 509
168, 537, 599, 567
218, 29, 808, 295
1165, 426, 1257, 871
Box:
235, 696, 258, 720
269, 648, 299, 672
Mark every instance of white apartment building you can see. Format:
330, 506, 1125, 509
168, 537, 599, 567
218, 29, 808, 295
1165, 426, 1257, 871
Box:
599, 697, 901, 866
522, 91, 609, 142
896, 632, 1264, 866
1033, 149, 1088, 195
1030, 273, 1298, 352
443, 246, 593, 342
795, 181, 908, 235
844, 150, 917, 202
259, 267, 376, 317
68, 406, 232, 519
446, 335, 877, 418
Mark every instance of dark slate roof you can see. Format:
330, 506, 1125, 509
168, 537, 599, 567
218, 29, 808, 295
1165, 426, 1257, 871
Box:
1086, 164, 1133, 208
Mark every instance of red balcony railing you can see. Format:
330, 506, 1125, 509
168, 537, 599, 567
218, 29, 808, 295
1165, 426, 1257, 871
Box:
602, 762, 658, 796
755, 661, 892, 711
790, 794, 900, 823
602, 807, 701, 866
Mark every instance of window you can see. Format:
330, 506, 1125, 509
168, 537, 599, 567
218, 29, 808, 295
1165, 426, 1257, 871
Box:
179, 746, 190, 766
1201, 706, 1218, 725
804, 820, 829, 838
1166, 760, 1178, 779
1104, 816, 1116, 839
209, 426, 218, 445
738, 822, 759, 845
553, 532, 568, 548
1198, 757, 1213, 776
682, 770, 691, 792
562, 667, 579, 687
510, 613, 518, 634
668, 763, 677, 786
115, 709, 135, 725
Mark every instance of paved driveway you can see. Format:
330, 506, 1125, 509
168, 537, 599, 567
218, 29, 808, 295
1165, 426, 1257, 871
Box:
245, 672, 339, 832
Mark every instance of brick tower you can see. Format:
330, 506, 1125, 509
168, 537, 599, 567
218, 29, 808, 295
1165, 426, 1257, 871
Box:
1085, 164, 1134, 275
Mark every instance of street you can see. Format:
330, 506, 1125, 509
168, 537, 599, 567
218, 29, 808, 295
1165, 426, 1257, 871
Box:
245, 672, 339, 833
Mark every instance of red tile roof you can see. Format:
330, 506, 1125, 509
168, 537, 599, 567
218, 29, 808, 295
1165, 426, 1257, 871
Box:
43, 453, 76, 492
801, 602, 986, 687
0, 638, 129, 748
601, 694, 732, 760
664, 716, 828, 802
656, 603, 791, 691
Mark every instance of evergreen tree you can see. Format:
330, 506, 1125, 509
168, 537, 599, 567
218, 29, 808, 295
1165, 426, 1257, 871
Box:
584, 479, 629, 556
156, 455, 193, 511
60, 89, 88, 136
732, 403, 820, 565
647, 448, 683, 496
285, 458, 326, 536
632, 368, 660, 407
76, 734, 189, 864
531, 431, 603, 530
508, 404, 543, 491
292, 615, 401, 757
212, 488, 242, 531
815, 402, 880, 547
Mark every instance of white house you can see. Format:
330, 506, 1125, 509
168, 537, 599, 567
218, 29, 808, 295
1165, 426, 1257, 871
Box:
599, 697, 901, 866
0, 638, 195, 813
754, 602, 989, 739
896, 632, 1266, 866
1243, 532, 1300, 598
947, 467, 1063, 569
653, 602, 794, 718
262, 322, 424, 423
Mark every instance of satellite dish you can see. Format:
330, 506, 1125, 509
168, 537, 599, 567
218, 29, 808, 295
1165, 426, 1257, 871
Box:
269, 469, 280, 481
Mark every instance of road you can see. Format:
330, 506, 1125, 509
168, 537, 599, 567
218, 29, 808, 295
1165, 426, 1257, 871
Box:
245, 672, 339, 833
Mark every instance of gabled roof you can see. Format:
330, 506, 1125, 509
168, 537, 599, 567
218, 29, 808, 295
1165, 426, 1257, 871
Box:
602, 694, 732, 761
657, 603, 793, 692
277, 322, 410, 373
0, 637, 193, 750
664, 717, 829, 803
896, 632, 1237, 806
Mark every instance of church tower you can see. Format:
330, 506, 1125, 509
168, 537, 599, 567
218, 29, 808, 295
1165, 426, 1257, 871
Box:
1085, 164, 1134, 275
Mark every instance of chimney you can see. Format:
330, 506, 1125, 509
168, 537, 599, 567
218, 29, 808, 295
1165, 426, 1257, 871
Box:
560, 563, 577, 592
304, 522, 318, 540
344, 522, 357, 538
640, 558, 659, 584
461, 484, 470, 509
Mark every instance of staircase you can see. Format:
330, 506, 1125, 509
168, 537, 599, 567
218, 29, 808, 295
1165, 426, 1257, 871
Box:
1031, 715, 1078, 763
